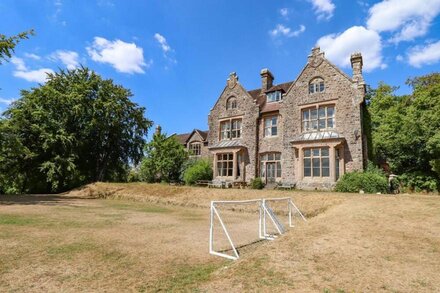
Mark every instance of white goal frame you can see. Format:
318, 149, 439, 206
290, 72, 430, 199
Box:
209, 197, 306, 260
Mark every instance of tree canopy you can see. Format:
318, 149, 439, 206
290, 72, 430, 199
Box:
140, 132, 188, 183
367, 73, 440, 191
0, 67, 152, 194
0, 30, 34, 63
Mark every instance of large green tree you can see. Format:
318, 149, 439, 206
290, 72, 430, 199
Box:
140, 132, 188, 183
368, 73, 440, 190
0, 30, 34, 63
0, 67, 152, 194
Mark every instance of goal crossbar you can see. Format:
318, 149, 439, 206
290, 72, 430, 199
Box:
209, 197, 306, 260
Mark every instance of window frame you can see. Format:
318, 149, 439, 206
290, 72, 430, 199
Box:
260, 152, 282, 179
266, 91, 282, 103
303, 147, 330, 178
264, 115, 278, 137
309, 78, 325, 94
226, 97, 237, 110
302, 104, 335, 132
219, 118, 242, 141
216, 153, 234, 177
189, 142, 201, 156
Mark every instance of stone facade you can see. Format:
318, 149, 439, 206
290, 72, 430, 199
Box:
180, 47, 367, 190
174, 129, 210, 159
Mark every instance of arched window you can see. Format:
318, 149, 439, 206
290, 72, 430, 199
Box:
309, 77, 325, 94
226, 97, 237, 110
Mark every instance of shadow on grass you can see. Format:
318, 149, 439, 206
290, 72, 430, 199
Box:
0, 194, 88, 206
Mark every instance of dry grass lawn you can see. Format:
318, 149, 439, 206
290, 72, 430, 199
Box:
0, 183, 439, 292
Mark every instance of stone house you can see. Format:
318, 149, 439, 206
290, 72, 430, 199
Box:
174, 129, 210, 159
177, 47, 368, 189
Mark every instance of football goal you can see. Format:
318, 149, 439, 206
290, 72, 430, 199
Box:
209, 197, 306, 260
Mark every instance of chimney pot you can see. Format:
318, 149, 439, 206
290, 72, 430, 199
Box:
260, 68, 274, 92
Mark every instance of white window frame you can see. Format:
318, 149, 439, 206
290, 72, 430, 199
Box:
226, 97, 237, 110
302, 105, 335, 132
260, 153, 282, 179
220, 118, 242, 141
309, 78, 325, 94
264, 116, 278, 137
266, 91, 282, 103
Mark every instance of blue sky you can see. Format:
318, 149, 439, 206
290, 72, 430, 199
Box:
1, 0, 440, 136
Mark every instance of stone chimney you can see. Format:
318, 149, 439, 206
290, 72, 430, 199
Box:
155, 125, 162, 136
350, 52, 364, 84
260, 68, 274, 93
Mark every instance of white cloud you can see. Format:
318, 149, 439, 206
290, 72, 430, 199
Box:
367, 0, 440, 43
280, 8, 289, 18
154, 33, 171, 53
308, 0, 335, 20
10, 57, 27, 71
270, 24, 306, 38
396, 54, 404, 61
317, 26, 385, 72
87, 37, 149, 74
51, 50, 80, 70
0, 97, 15, 105
407, 40, 440, 67
24, 53, 41, 60
13, 68, 55, 83
10, 56, 54, 83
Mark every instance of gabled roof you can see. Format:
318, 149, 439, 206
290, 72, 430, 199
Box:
174, 129, 209, 145
174, 133, 191, 144
245, 81, 294, 114
265, 82, 293, 93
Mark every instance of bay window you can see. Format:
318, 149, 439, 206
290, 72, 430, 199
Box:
303, 147, 330, 178
217, 153, 233, 177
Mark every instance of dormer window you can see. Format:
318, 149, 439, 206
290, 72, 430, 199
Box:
309, 77, 325, 94
267, 91, 282, 103
226, 97, 237, 110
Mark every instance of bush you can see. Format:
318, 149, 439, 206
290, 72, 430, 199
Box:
183, 159, 213, 185
335, 171, 388, 194
398, 172, 439, 193
250, 177, 264, 190
127, 169, 141, 182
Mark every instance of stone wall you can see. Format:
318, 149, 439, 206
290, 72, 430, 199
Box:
208, 73, 260, 181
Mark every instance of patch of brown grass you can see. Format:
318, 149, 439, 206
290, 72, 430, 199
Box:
1, 183, 439, 292
67, 182, 350, 218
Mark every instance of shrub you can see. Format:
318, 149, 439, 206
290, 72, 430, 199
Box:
127, 169, 140, 182
398, 172, 439, 193
250, 177, 264, 190
183, 159, 213, 185
335, 171, 388, 194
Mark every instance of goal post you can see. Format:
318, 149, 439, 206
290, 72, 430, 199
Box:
209, 197, 306, 260
262, 197, 307, 239
209, 199, 264, 260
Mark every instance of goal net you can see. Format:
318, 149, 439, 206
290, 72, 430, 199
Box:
209, 199, 264, 260
262, 197, 307, 239
209, 197, 306, 260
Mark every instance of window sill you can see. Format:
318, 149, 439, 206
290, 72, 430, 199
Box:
263, 135, 279, 139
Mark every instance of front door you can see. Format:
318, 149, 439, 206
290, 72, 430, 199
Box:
266, 162, 276, 184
